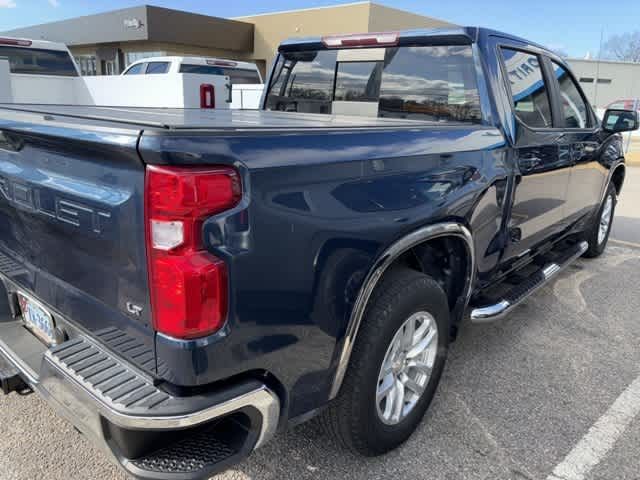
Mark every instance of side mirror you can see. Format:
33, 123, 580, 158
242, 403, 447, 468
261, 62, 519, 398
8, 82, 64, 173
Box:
602, 108, 639, 133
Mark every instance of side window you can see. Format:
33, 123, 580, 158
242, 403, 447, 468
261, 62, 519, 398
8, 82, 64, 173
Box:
146, 62, 170, 74
552, 61, 590, 128
124, 63, 145, 75
501, 48, 552, 129
0, 46, 78, 77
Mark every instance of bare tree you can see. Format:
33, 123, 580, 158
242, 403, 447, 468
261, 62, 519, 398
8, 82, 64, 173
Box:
601, 31, 640, 62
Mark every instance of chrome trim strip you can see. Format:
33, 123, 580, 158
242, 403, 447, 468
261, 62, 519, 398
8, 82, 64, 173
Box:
542, 263, 561, 278
329, 222, 475, 400
601, 162, 625, 203
470, 241, 588, 323
469, 300, 510, 322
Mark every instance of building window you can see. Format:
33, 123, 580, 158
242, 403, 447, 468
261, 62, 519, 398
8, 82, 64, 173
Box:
75, 55, 97, 76
125, 51, 166, 66
579, 77, 594, 83
597, 78, 612, 84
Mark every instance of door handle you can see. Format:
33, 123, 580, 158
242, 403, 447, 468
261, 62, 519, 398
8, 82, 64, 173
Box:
519, 156, 542, 171
570, 145, 586, 162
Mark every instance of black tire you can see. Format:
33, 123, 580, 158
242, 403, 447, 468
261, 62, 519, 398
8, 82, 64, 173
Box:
583, 183, 617, 258
321, 267, 450, 456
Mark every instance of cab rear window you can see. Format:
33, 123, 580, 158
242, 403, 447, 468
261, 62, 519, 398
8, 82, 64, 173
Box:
0, 46, 78, 77
180, 64, 224, 75
265, 45, 482, 123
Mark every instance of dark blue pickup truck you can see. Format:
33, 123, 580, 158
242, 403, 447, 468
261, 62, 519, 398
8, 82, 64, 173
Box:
0, 27, 637, 479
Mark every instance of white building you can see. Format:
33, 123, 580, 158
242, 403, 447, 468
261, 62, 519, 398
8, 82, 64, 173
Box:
567, 58, 640, 109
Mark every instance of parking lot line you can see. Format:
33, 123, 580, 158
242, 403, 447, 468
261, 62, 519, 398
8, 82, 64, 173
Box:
546, 373, 640, 480
610, 238, 640, 249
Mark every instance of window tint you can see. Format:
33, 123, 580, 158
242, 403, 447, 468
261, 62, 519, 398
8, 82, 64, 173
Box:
552, 61, 590, 128
124, 63, 145, 75
0, 46, 78, 76
146, 62, 169, 74
266, 50, 338, 114
378, 45, 481, 123
334, 62, 381, 102
179, 64, 224, 75
501, 48, 552, 128
223, 68, 261, 85
266, 45, 482, 123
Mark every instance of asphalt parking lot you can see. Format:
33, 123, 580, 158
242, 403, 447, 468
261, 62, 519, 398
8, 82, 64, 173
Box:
2, 169, 640, 480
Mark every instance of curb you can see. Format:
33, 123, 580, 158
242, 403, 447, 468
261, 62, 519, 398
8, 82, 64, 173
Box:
626, 151, 640, 166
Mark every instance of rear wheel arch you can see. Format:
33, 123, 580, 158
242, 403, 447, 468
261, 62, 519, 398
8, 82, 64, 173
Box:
328, 222, 475, 400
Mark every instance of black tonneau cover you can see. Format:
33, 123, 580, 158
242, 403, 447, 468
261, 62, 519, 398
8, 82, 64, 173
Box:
0, 104, 445, 131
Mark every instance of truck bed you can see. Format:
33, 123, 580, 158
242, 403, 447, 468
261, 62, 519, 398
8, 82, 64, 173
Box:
0, 104, 470, 131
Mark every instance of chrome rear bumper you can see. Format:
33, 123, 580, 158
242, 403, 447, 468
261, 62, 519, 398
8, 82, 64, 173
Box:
0, 326, 280, 479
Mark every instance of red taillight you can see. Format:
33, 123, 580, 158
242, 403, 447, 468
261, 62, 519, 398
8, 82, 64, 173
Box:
200, 84, 215, 109
0, 37, 32, 47
145, 165, 241, 339
321, 32, 399, 49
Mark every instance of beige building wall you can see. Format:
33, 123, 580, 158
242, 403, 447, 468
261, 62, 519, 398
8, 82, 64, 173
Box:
239, 1, 456, 76
238, 2, 371, 74
68, 2, 457, 77
71, 42, 251, 62
367, 3, 454, 31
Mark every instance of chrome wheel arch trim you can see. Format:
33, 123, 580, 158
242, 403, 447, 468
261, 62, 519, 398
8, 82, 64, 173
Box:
328, 222, 475, 400
604, 161, 625, 200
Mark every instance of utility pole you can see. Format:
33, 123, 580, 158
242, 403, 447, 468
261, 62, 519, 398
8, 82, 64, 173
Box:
594, 27, 604, 109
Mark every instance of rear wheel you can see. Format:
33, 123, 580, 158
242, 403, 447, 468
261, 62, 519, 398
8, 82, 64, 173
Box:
321, 267, 449, 456
583, 183, 617, 258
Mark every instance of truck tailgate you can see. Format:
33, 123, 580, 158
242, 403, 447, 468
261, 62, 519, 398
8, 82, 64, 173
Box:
0, 110, 155, 374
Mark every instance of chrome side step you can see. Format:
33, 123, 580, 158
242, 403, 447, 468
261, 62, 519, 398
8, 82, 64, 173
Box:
470, 241, 588, 323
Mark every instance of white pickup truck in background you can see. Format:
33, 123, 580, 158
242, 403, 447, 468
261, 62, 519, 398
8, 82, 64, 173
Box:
0, 37, 80, 104
121, 56, 265, 109
0, 38, 262, 109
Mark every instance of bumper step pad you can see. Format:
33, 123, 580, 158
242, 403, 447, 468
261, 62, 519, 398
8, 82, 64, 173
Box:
131, 424, 237, 475
47, 337, 173, 414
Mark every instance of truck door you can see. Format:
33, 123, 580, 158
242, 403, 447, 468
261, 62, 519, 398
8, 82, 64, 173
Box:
497, 45, 573, 260
546, 60, 604, 225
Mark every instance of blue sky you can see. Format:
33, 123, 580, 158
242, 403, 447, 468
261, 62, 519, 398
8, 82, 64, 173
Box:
1, 0, 638, 58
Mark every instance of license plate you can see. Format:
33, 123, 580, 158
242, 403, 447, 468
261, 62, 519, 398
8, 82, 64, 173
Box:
17, 292, 57, 346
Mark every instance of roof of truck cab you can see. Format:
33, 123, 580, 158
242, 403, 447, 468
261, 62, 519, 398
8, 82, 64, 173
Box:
126, 56, 260, 71
0, 36, 70, 51
279, 26, 550, 53
0, 105, 486, 131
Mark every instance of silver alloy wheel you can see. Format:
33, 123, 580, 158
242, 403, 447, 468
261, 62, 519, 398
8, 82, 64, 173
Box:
376, 311, 439, 425
598, 194, 614, 245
